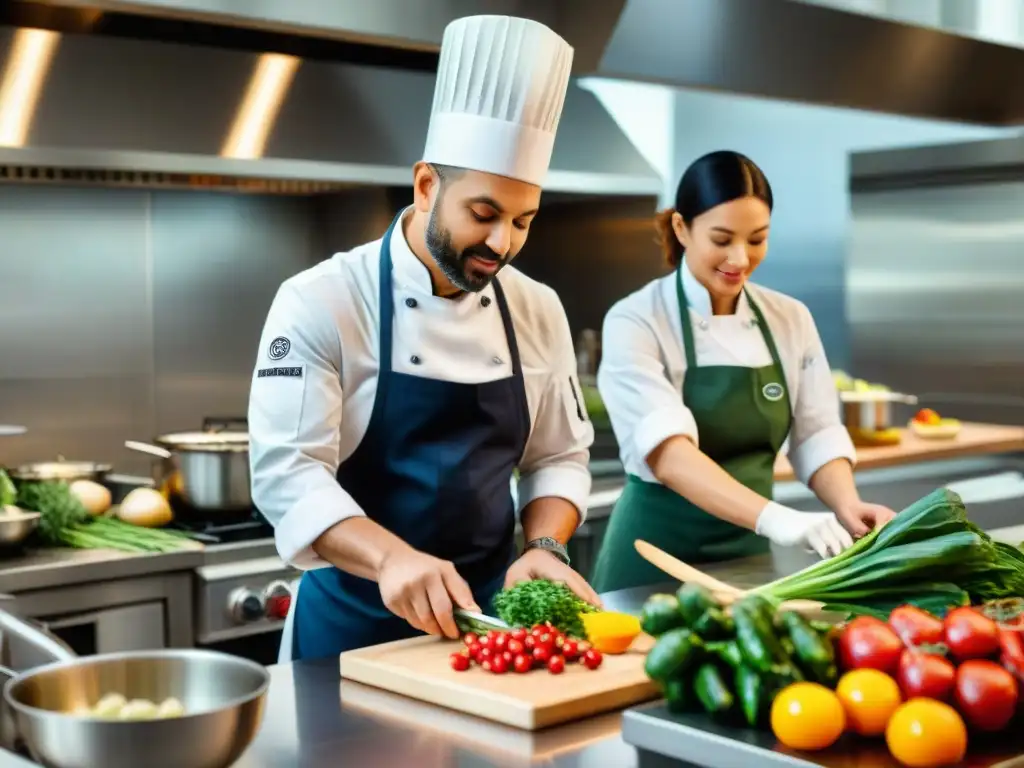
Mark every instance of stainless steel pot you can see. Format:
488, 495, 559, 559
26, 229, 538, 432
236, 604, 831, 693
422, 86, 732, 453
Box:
0, 606, 269, 768
9, 457, 112, 484
840, 391, 919, 432
126, 418, 250, 515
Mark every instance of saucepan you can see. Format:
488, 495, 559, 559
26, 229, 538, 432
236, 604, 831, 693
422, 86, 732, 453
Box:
839, 390, 918, 432
0, 607, 269, 768
126, 417, 251, 518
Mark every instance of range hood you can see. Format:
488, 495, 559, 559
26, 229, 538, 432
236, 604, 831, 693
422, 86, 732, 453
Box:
14, 0, 1024, 126
0, 15, 660, 195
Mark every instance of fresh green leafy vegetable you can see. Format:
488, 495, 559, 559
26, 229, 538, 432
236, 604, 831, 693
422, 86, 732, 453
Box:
16, 479, 199, 553
0, 469, 16, 508
492, 579, 597, 637
750, 488, 1024, 618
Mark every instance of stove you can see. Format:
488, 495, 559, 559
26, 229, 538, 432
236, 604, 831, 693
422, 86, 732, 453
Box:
184, 508, 299, 658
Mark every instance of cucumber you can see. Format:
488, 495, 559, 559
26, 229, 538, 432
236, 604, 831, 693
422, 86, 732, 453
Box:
780, 611, 836, 684
693, 607, 735, 640
732, 601, 785, 673
662, 676, 698, 714
694, 662, 735, 721
640, 594, 687, 637
735, 664, 769, 728
676, 583, 718, 627
706, 640, 744, 671
644, 628, 705, 682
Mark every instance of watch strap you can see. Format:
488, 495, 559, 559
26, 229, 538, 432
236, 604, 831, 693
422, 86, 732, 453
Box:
524, 536, 570, 565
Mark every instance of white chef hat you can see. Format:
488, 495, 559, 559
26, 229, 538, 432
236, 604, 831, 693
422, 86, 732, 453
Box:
422, 15, 574, 187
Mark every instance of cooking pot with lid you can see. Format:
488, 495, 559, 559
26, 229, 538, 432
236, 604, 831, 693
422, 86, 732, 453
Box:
126, 418, 251, 518
9, 457, 112, 484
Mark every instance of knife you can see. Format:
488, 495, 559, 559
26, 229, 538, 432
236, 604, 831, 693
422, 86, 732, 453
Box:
454, 608, 510, 635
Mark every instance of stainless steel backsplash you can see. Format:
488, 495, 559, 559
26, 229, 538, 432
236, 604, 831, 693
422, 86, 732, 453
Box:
849, 181, 1024, 426
0, 184, 398, 475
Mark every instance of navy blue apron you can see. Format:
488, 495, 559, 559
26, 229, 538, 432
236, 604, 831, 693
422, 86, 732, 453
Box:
291, 213, 531, 660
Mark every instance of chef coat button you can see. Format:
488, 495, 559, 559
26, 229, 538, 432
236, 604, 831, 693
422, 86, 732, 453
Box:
481, 296, 492, 307
699, 320, 709, 330
405, 297, 417, 308
492, 356, 502, 365
410, 355, 422, 365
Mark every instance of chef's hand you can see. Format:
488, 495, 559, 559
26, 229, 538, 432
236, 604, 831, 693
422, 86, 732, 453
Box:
377, 546, 479, 639
835, 500, 896, 538
755, 501, 854, 559
504, 549, 603, 609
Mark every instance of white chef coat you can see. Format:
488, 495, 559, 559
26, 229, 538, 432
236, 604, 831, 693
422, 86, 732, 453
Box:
248, 209, 594, 570
597, 260, 855, 487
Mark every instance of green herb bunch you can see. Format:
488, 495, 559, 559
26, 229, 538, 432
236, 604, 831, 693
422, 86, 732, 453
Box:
493, 579, 598, 638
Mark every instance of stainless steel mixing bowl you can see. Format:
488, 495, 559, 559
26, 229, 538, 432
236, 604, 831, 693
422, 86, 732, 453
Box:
0, 511, 40, 548
4, 649, 269, 768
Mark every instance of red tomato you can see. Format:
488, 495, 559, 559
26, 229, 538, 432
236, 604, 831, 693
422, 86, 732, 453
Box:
535, 632, 555, 650
489, 654, 509, 675
478, 647, 493, 662
502, 651, 513, 664
506, 639, 524, 656
583, 649, 603, 670
562, 639, 580, 660
479, 635, 493, 650
888, 605, 944, 647
897, 649, 955, 701
954, 659, 1018, 732
450, 652, 470, 672
533, 645, 552, 664
513, 654, 532, 674
467, 642, 482, 659
510, 628, 528, 643
838, 616, 904, 674
547, 655, 566, 674
462, 633, 479, 647
493, 633, 508, 652
944, 607, 1000, 661
524, 635, 536, 650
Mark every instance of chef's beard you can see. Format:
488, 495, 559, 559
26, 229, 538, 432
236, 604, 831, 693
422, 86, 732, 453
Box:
425, 203, 509, 293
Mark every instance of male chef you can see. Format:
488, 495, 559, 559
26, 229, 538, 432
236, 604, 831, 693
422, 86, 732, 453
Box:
248, 15, 598, 661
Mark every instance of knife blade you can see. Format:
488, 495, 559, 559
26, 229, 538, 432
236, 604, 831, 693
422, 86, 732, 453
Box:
453, 608, 510, 635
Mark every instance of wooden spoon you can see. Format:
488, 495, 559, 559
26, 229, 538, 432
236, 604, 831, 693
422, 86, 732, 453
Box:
634, 539, 827, 615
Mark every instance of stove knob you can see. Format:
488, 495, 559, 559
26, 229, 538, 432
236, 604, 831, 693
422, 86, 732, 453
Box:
262, 580, 293, 621
228, 588, 266, 624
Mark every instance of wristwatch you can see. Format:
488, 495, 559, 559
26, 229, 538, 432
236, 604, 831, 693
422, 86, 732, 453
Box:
524, 536, 570, 566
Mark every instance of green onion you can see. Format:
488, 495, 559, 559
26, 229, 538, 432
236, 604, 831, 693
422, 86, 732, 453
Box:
750, 488, 1024, 618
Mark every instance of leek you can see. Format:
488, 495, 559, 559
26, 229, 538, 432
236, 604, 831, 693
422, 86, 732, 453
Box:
750, 488, 1024, 617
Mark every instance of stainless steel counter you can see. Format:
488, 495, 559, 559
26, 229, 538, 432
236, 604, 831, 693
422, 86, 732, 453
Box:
227, 557, 783, 768
0, 547, 204, 593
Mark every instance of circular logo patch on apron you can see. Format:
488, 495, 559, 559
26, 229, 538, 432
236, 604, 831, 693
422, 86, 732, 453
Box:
762, 382, 785, 402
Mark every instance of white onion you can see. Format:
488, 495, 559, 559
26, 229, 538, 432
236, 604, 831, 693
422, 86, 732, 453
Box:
117, 488, 173, 528
69, 480, 112, 516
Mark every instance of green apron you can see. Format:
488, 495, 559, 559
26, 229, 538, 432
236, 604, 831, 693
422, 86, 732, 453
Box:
590, 263, 793, 593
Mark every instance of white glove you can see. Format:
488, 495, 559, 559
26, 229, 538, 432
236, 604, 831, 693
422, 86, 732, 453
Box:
755, 502, 854, 559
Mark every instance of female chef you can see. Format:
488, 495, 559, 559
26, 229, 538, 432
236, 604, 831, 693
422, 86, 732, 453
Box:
590, 150, 894, 593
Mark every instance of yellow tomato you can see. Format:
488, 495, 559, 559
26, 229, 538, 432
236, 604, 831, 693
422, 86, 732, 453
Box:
771, 683, 846, 751
886, 699, 967, 768
836, 669, 903, 736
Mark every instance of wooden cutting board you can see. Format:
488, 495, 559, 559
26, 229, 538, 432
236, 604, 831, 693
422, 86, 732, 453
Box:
340, 635, 660, 730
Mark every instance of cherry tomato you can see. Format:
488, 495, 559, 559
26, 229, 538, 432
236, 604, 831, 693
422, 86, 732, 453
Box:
506, 639, 525, 656
583, 649, 603, 670
450, 652, 470, 672
535, 632, 554, 650
547, 655, 566, 674
533, 645, 552, 664
478, 647, 493, 663
531, 625, 546, 638
954, 659, 1018, 732
771, 683, 846, 751
467, 642, 482, 659
510, 628, 528, 643
502, 651, 513, 664
492, 633, 508, 652
462, 633, 479, 647
562, 639, 580, 660
524, 635, 536, 650
835, 669, 902, 737
896, 648, 955, 701
838, 616, 903, 674
479, 635, 493, 650
888, 605, 944, 647
513, 654, 532, 674
489, 654, 509, 674
944, 607, 1000, 661
886, 699, 967, 768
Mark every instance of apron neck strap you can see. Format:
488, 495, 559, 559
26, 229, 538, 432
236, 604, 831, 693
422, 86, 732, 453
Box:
674, 261, 786, 372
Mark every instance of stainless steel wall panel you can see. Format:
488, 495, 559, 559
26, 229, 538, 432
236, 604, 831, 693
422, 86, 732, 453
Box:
848, 181, 1024, 425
